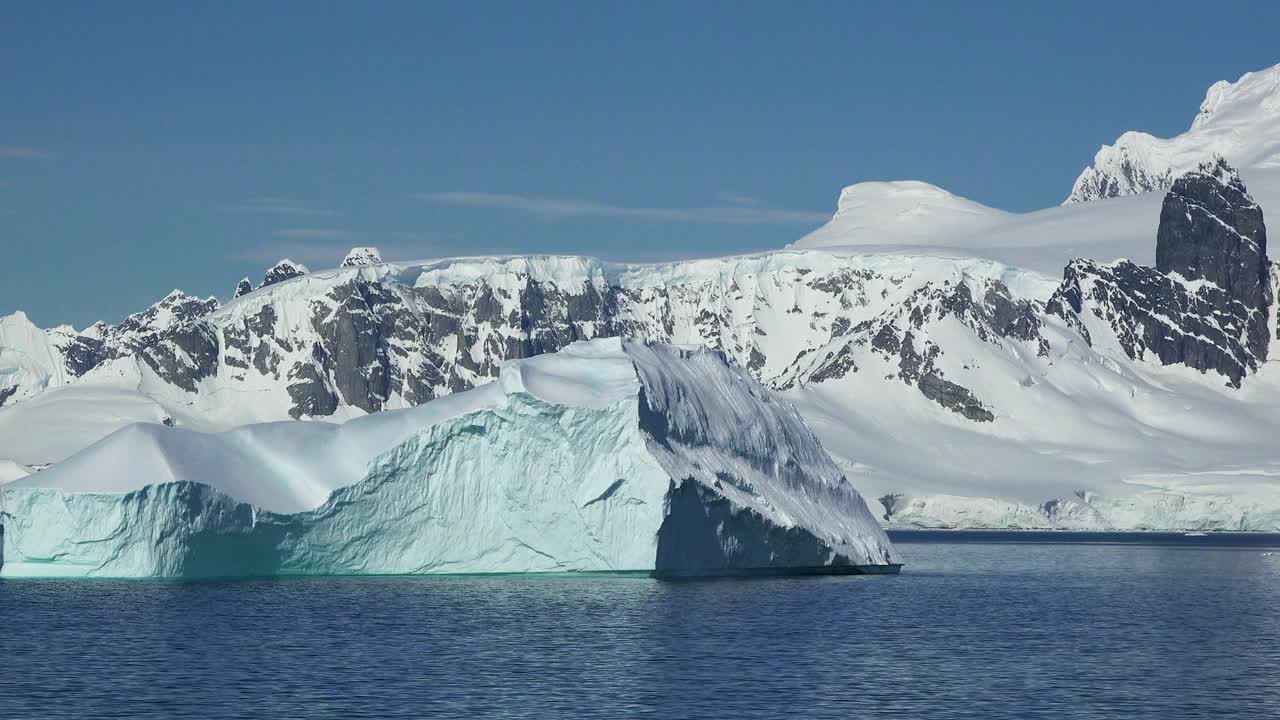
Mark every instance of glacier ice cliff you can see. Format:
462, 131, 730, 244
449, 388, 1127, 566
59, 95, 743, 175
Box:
0, 339, 899, 579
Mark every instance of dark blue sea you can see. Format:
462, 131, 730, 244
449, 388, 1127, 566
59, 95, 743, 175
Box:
3, 531, 1278, 719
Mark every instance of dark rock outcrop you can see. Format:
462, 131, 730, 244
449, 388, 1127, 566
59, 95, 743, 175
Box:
1157, 156, 1269, 354
233, 277, 254, 298
277, 272, 615, 417
60, 333, 106, 377
1050, 158, 1271, 387
105, 291, 221, 392
794, 278, 1019, 421
1157, 159, 1268, 293
11, 255, 1066, 425
20, 292, 224, 395
261, 259, 307, 288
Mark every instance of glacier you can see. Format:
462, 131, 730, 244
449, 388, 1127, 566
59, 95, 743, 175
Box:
0, 338, 899, 579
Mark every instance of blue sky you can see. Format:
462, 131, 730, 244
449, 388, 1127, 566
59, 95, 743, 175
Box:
3, 1, 1279, 327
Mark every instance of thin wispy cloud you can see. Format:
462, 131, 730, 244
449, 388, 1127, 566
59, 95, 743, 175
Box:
270, 227, 351, 240
231, 196, 339, 217
0, 145, 51, 160
415, 191, 829, 225
719, 192, 761, 207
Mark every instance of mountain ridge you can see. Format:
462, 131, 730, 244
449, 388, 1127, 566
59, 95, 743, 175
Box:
8, 62, 1280, 531
1065, 63, 1280, 203
3, 160, 1279, 531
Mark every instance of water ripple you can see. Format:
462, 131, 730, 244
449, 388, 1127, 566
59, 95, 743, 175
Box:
2, 539, 1277, 719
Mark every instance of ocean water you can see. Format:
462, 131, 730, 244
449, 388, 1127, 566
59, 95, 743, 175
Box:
2, 533, 1278, 719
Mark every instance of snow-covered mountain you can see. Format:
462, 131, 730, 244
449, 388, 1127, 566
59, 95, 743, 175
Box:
0, 250, 1054, 457
0, 312, 78, 407
0, 339, 898, 578
4, 158, 1280, 531
6, 65, 1280, 533
793, 65, 1280, 275
791, 173, 1280, 280
791, 181, 1011, 250
1065, 63, 1280, 203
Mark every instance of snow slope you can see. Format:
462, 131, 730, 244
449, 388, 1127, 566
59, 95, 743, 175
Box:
794, 65, 1280, 274
0, 339, 898, 578
791, 170, 1280, 276
1066, 63, 1280, 203
787, 335, 1280, 531
0, 312, 80, 407
0, 384, 174, 465
0, 459, 30, 484
793, 181, 1010, 250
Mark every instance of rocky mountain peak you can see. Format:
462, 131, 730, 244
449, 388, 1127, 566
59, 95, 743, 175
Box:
1050, 159, 1272, 387
341, 247, 383, 267
78, 320, 110, 341
261, 259, 308, 288
119, 291, 219, 335
233, 277, 254, 298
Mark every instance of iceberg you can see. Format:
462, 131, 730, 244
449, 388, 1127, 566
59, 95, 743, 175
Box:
0, 339, 899, 578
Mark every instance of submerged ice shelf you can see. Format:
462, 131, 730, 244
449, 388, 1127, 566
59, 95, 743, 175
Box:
0, 339, 899, 579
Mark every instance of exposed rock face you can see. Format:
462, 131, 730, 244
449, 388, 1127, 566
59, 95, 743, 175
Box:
1050, 259, 1264, 386
59, 332, 106, 377
101, 291, 222, 391
7, 252, 1055, 423
220, 261, 617, 418
2, 292, 223, 396
1156, 157, 1269, 315
261, 259, 307, 288
233, 277, 254, 298
7, 162, 1275, 433
1049, 159, 1271, 387
784, 277, 1046, 422
340, 247, 382, 267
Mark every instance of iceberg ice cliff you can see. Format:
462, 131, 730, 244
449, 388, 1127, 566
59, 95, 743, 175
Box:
0, 338, 898, 578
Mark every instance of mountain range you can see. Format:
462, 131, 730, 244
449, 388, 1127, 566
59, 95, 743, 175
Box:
4, 63, 1280, 531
